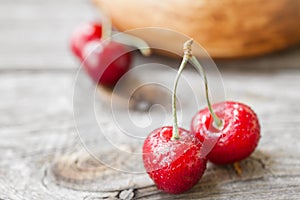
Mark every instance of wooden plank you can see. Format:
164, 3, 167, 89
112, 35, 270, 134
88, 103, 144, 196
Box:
0, 0, 97, 70
216, 46, 300, 69
0, 68, 299, 199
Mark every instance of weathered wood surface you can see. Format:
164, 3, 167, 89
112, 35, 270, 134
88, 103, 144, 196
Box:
1, 0, 300, 199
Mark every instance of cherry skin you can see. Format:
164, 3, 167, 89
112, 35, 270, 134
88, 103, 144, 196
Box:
82, 40, 132, 86
143, 126, 207, 194
70, 22, 102, 59
190, 101, 260, 165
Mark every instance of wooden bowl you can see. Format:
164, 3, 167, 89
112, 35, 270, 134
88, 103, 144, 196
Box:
93, 0, 300, 58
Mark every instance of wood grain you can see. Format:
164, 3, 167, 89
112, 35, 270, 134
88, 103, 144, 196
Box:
1, 0, 300, 199
1, 68, 300, 199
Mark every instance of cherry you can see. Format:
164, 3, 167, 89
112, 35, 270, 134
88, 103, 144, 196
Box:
143, 126, 207, 194
81, 40, 132, 86
70, 22, 102, 59
179, 40, 261, 166
191, 101, 260, 165
70, 21, 151, 86
143, 40, 207, 194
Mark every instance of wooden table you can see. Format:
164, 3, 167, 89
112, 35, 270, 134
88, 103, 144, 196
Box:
1, 0, 300, 199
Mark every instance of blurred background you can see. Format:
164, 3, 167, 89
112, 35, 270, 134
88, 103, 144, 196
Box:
1, 0, 98, 69
2, 0, 300, 70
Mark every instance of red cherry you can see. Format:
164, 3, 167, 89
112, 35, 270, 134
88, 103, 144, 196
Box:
190, 101, 260, 165
82, 40, 132, 86
143, 126, 207, 194
70, 22, 102, 59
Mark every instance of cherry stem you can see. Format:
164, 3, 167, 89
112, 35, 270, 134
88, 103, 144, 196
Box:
99, 10, 151, 56
171, 39, 223, 140
171, 39, 193, 140
99, 9, 112, 42
111, 33, 151, 56
189, 55, 223, 129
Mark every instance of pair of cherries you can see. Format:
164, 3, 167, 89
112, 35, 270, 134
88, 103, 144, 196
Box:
143, 41, 261, 194
70, 22, 131, 86
143, 102, 260, 194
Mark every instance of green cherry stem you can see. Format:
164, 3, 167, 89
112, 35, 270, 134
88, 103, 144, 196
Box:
171, 39, 193, 140
98, 5, 112, 42
99, 8, 151, 56
189, 48, 223, 129
171, 39, 223, 140
111, 32, 152, 56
